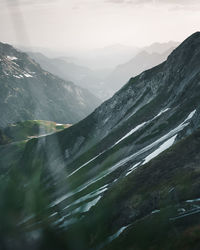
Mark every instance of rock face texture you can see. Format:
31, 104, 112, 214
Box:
1, 32, 200, 250
0, 42, 100, 127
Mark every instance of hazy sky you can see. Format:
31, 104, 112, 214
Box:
0, 0, 200, 51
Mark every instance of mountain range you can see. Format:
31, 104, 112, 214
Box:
27, 51, 112, 101
105, 47, 176, 92
0, 42, 100, 128
0, 32, 200, 250
26, 42, 179, 101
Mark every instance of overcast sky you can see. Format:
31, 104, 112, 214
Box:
0, 0, 200, 51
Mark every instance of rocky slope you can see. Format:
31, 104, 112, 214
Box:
0, 43, 100, 127
0, 32, 200, 249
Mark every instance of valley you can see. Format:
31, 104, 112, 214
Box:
0, 32, 199, 249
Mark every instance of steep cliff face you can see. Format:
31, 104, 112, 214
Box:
1, 32, 200, 249
0, 42, 100, 127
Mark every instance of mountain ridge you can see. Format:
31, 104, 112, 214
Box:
20, 32, 200, 168
106, 47, 176, 92
0, 42, 101, 127
1, 32, 200, 249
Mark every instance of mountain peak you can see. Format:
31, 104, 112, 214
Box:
166, 31, 200, 71
171, 31, 200, 52
185, 31, 200, 40
0, 42, 16, 56
177, 31, 200, 50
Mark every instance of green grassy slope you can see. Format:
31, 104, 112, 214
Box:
3, 120, 71, 143
81, 129, 200, 249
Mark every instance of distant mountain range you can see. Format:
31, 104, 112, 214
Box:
144, 41, 179, 54
27, 52, 92, 86
27, 51, 112, 101
26, 41, 179, 101
0, 42, 100, 127
106, 47, 176, 92
78, 44, 140, 69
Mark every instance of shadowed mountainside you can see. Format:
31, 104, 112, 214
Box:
0, 32, 200, 249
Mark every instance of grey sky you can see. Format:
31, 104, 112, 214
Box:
107, 0, 200, 5
0, 0, 199, 51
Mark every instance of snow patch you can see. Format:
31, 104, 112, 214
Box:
170, 209, 200, 221
113, 108, 170, 146
62, 185, 108, 211
13, 74, 24, 79
49, 212, 58, 218
67, 150, 106, 178
18, 214, 35, 226
183, 110, 196, 123
58, 218, 78, 228
105, 225, 130, 246
169, 187, 175, 193
24, 73, 33, 78
143, 135, 177, 164
72, 196, 101, 213
6, 56, 17, 60
151, 209, 160, 214
152, 108, 170, 120
186, 198, 200, 203
108, 226, 128, 241
114, 122, 147, 146
126, 162, 141, 176
178, 208, 186, 213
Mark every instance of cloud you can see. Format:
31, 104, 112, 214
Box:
106, 0, 200, 6
0, 0, 58, 7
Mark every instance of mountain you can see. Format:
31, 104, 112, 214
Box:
75, 44, 140, 70
27, 44, 178, 100
27, 52, 112, 100
106, 47, 176, 92
18, 44, 140, 70
0, 42, 101, 128
27, 52, 93, 87
144, 41, 180, 54
1, 32, 200, 249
